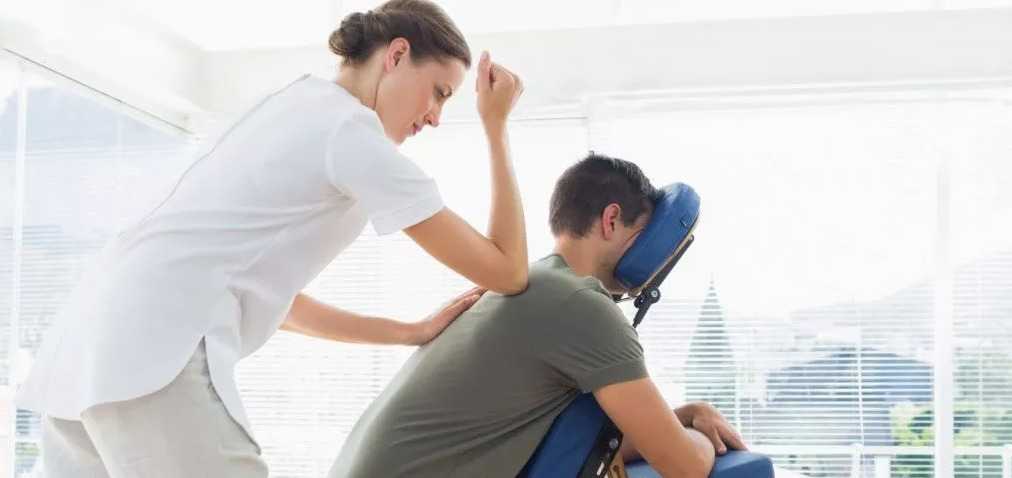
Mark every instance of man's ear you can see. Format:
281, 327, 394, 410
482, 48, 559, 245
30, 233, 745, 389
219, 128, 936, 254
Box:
601, 204, 622, 240
384, 37, 410, 72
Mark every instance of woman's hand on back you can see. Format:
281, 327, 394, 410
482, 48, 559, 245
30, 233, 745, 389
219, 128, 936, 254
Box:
409, 287, 487, 345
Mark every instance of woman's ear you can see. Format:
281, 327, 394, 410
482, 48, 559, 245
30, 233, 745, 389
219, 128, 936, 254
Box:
384, 38, 410, 72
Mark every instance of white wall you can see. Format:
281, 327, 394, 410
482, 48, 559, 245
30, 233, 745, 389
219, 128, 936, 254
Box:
0, 0, 204, 128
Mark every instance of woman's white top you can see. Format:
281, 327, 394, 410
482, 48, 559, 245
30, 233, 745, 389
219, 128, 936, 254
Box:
15, 74, 445, 438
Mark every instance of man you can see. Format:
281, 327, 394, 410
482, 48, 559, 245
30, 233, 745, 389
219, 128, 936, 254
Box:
329, 153, 747, 478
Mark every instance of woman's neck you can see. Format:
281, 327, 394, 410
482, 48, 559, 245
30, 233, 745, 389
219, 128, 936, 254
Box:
334, 63, 382, 110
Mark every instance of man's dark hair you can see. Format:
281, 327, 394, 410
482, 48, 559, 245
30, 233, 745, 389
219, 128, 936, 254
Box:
549, 152, 662, 237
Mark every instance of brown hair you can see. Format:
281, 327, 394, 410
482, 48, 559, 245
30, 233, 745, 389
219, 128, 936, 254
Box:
550, 153, 661, 238
329, 0, 472, 68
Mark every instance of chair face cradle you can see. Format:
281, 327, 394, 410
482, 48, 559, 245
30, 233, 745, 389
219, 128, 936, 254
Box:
521, 183, 775, 478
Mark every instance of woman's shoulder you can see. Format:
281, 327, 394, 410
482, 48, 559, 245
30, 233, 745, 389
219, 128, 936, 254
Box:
269, 75, 380, 130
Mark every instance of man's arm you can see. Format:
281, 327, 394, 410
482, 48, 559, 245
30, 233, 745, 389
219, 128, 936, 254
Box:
617, 402, 697, 463
594, 378, 715, 478
617, 400, 747, 462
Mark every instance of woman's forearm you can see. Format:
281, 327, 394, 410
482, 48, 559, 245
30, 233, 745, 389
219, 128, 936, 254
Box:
483, 126, 529, 291
281, 293, 415, 345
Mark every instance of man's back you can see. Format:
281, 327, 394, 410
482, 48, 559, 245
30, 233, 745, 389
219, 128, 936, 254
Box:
329, 254, 647, 478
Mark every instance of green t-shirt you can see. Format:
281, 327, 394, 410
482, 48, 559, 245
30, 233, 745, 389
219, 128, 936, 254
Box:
328, 254, 648, 478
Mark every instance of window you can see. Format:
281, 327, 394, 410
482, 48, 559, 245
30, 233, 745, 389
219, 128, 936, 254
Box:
1, 52, 21, 478
948, 102, 1012, 478
3, 56, 1010, 478
592, 97, 1012, 477
3, 57, 194, 477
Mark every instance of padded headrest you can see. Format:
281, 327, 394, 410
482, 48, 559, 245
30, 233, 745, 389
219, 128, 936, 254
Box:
614, 182, 701, 292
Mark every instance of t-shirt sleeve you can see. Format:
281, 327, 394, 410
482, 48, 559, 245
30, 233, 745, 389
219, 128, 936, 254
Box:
539, 288, 648, 393
325, 115, 445, 236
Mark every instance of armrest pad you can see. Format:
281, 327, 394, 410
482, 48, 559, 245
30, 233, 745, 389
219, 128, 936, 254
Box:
625, 450, 775, 478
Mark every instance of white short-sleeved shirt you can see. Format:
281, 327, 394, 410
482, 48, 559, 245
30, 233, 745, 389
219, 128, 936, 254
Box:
15, 74, 445, 438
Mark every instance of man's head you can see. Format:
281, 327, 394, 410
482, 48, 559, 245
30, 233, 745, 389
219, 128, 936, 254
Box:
550, 153, 662, 292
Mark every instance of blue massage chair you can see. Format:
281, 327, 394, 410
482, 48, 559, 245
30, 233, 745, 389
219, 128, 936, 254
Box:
520, 183, 775, 478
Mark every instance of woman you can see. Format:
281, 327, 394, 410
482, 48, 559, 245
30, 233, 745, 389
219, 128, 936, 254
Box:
17, 1, 528, 476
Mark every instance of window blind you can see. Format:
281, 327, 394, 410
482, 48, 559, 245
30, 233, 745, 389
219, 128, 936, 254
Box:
947, 104, 1012, 478
3, 61, 193, 477
592, 100, 1012, 478
1, 51, 22, 478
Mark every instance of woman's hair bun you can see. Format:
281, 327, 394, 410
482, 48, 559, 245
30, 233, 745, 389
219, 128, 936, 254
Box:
329, 11, 370, 59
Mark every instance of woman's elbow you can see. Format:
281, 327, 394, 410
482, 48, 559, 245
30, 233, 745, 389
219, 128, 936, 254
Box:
489, 264, 529, 296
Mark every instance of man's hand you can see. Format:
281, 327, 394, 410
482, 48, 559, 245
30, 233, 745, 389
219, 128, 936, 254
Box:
596, 379, 715, 477
409, 287, 486, 345
685, 402, 748, 455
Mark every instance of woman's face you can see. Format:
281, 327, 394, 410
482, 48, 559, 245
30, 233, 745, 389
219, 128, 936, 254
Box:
374, 39, 467, 145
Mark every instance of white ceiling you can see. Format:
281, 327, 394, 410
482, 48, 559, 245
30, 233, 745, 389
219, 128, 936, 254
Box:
97, 0, 1012, 51
4, 0, 1011, 133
